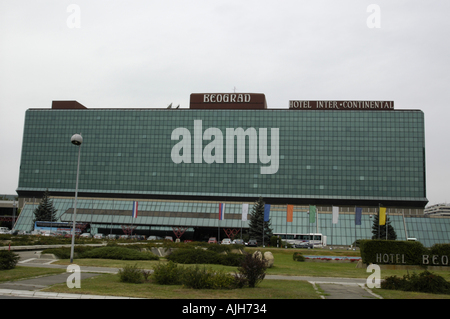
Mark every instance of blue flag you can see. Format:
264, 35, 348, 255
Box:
355, 207, 362, 225
264, 204, 271, 222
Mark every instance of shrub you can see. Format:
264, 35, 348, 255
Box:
152, 261, 184, 285
166, 248, 243, 266
381, 271, 450, 295
118, 264, 144, 284
79, 246, 159, 260
181, 266, 236, 289
0, 251, 20, 270
359, 239, 427, 265
293, 252, 305, 262
236, 252, 267, 288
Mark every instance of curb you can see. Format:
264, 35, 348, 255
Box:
0, 288, 142, 299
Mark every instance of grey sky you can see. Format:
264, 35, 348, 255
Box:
0, 1, 449, 205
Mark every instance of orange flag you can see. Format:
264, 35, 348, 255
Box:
287, 205, 293, 222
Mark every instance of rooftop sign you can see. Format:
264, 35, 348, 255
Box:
190, 93, 267, 109
289, 100, 394, 110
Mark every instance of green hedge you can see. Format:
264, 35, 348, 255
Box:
360, 240, 426, 265
166, 248, 244, 266
360, 240, 450, 267
42, 246, 159, 260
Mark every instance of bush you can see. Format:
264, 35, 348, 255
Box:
118, 264, 144, 284
43, 246, 97, 259
80, 246, 159, 260
152, 261, 184, 285
151, 262, 237, 289
236, 252, 267, 288
0, 251, 20, 270
293, 252, 305, 262
181, 265, 236, 289
381, 271, 450, 295
359, 239, 427, 265
166, 248, 243, 266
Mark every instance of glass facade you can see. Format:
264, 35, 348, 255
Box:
14, 106, 441, 246
14, 198, 450, 247
17, 108, 427, 206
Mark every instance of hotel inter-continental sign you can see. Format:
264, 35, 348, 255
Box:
289, 100, 394, 110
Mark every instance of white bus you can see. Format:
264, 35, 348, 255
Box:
275, 233, 326, 248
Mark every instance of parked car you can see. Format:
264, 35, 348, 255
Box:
93, 233, 104, 239
80, 233, 92, 238
164, 236, 173, 241
295, 241, 313, 249
0, 227, 10, 234
233, 239, 245, 245
147, 235, 163, 240
221, 238, 231, 245
208, 237, 217, 244
247, 239, 258, 247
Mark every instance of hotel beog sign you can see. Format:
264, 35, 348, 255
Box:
190, 93, 267, 109
289, 100, 394, 110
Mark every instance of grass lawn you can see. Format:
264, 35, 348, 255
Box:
44, 273, 321, 299
3, 247, 450, 299
0, 266, 65, 283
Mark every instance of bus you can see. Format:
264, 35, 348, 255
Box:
275, 233, 326, 248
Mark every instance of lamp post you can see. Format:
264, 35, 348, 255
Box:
70, 133, 83, 264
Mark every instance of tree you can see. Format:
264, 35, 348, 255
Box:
248, 197, 273, 245
371, 213, 397, 240
32, 189, 58, 227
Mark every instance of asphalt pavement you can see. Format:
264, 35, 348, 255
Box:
0, 250, 383, 299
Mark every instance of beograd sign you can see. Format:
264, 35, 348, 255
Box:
190, 93, 267, 109
289, 100, 394, 110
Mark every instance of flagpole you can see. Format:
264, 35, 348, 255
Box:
378, 203, 380, 239
354, 206, 357, 249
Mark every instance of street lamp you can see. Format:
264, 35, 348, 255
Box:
70, 133, 83, 263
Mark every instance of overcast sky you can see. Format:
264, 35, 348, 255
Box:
1, 1, 449, 206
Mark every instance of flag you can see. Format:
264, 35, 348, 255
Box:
332, 206, 339, 224
287, 205, 293, 223
264, 204, 271, 222
309, 205, 316, 223
242, 204, 248, 221
218, 203, 225, 220
132, 201, 138, 218
379, 207, 386, 225
355, 207, 362, 225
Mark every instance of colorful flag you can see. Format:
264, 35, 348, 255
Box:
286, 205, 294, 223
379, 207, 386, 225
332, 206, 339, 224
264, 204, 271, 222
355, 207, 362, 225
132, 201, 138, 218
242, 204, 248, 221
218, 203, 225, 220
309, 205, 316, 223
